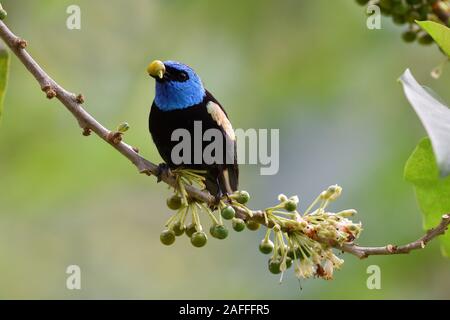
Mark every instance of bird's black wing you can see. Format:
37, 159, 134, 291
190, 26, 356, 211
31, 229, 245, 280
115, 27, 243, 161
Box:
204, 90, 239, 194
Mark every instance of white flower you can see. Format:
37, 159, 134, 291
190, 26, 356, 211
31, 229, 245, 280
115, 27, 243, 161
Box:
289, 195, 299, 204
329, 254, 344, 269
322, 259, 334, 280
295, 258, 315, 279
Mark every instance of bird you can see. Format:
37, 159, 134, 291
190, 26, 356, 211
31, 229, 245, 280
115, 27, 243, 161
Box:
147, 60, 238, 198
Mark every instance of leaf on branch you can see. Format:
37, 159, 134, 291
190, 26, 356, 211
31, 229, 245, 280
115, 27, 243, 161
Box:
400, 69, 450, 177
400, 69, 450, 256
416, 20, 450, 57
0, 44, 10, 122
404, 138, 450, 257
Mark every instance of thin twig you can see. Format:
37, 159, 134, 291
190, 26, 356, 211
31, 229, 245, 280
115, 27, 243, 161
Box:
339, 214, 450, 259
0, 18, 214, 205
0, 17, 448, 259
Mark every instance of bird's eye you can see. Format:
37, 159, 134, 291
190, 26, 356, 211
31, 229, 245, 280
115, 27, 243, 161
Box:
179, 72, 188, 81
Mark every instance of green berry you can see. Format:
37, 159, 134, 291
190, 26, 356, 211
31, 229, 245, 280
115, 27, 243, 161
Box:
166, 195, 182, 210
160, 229, 176, 246
287, 247, 296, 259
172, 222, 185, 236
418, 5, 431, 20
285, 257, 293, 269
246, 220, 260, 231
392, 3, 408, 15
268, 258, 282, 274
0, 4, 6, 20
379, 0, 393, 10
236, 191, 250, 204
355, 0, 370, 5
185, 222, 197, 238
221, 206, 235, 220
232, 218, 246, 232
191, 231, 208, 247
402, 30, 417, 42
284, 200, 297, 212
406, 11, 421, 23
210, 224, 229, 239
392, 14, 406, 25
259, 240, 274, 254
418, 34, 433, 45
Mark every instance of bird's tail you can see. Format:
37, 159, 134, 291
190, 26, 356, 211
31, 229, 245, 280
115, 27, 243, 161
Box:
218, 164, 239, 195
204, 165, 239, 198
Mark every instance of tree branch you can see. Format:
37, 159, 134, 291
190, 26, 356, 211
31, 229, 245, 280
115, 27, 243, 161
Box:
0, 18, 448, 259
339, 214, 450, 259
0, 19, 214, 205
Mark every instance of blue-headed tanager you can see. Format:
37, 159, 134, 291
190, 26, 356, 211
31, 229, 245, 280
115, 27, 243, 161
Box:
147, 60, 238, 197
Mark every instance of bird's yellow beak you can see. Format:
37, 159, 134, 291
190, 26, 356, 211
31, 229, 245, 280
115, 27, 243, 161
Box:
147, 60, 165, 79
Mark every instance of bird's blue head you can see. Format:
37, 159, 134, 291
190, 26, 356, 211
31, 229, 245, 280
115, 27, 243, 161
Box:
147, 60, 205, 111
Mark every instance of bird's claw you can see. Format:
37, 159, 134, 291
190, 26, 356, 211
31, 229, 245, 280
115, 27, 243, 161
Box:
211, 192, 231, 209
156, 163, 170, 182
212, 194, 222, 207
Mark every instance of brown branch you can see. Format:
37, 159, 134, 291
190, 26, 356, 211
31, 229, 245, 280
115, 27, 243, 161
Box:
0, 18, 214, 206
339, 214, 450, 259
0, 17, 448, 259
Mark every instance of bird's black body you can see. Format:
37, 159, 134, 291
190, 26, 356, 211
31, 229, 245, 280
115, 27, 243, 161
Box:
149, 90, 239, 197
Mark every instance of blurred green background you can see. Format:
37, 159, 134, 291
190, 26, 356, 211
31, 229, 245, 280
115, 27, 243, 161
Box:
0, 0, 449, 299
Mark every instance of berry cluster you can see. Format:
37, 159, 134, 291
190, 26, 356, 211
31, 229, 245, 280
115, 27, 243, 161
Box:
160, 168, 253, 247
356, 0, 450, 45
161, 189, 252, 248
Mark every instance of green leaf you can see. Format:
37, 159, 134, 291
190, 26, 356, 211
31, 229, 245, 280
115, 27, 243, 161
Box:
416, 20, 450, 57
404, 138, 450, 257
0, 46, 10, 122
400, 69, 450, 177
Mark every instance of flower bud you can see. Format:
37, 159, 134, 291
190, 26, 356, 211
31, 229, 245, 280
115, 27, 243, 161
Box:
0, 4, 7, 20
117, 122, 130, 133
337, 209, 357, 217
320, 185, 342, 200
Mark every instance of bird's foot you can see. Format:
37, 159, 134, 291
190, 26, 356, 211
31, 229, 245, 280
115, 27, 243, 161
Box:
212, 194, 222, 208
210, 192, 232, 209
156, 163, 171, 183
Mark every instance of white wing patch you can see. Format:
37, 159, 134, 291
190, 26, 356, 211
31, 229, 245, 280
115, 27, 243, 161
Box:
206, 101, 235, 141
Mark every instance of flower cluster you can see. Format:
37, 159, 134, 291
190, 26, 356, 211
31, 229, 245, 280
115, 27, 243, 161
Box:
158, 169, 362, 281
258, 185, 362, 280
